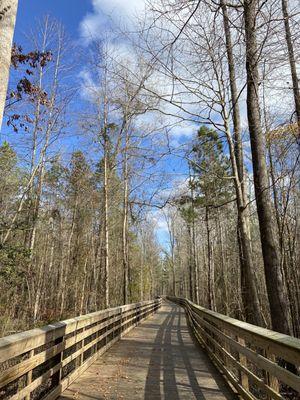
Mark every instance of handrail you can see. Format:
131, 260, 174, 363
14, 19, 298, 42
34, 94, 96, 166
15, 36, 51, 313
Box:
0, 298, 162, 400
168, 296, 300, 400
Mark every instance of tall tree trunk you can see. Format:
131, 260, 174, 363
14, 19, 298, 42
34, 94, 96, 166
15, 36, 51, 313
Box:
216, 208, 229, 314
190, 169, 199, 304
191, 217, 199, 303
171, 258, 176, 296
79, 258, 88, 315
205, 207, 215, 311
59, 198, 77, 317
220, 0, 244, 189
221, 0, 264, 326
166, 211, 176, 296
268, 143, 299, 336
187, 224, 194, 301
122, 129, 129, 305
0, 0, 18, 130
140, 241, 144, 301
101, 65, 110, 309
243, 0, 291, 334
103, 135, 110, 308
281, 0, 300, 142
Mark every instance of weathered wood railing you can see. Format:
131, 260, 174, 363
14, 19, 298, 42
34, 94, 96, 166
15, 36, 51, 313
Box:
0, 298, 161, 400
168, 297, 300, 400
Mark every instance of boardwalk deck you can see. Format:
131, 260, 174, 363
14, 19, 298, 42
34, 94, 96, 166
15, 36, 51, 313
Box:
59, 302, 236, 400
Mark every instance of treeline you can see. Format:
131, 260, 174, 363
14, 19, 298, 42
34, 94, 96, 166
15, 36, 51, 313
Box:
0, 141, 162, 335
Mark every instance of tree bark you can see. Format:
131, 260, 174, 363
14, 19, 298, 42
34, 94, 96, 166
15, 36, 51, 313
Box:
191, 217, 199, 303
221, 0, 264, 326
122, 129, 129, 305
190, 171, 199, 304
216, 208, 229, 314
220, 0, 244, 189
101, 63, 110, 309
205, 207, 215, 311
103, 132, 110, 308
187, 224, 194, 301
0, 0, 18, 130
243, 0, 291, 334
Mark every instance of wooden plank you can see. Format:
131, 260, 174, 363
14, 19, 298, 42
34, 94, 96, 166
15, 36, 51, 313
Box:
170, 297, 300, 397
170, 296, 300, 365
187, 300, 300, 365
192, 317, 284, 400
0, 310, 112, 363
265, 351, 280, 398
190, 315, 257, 400
0, 314, 123, 389
190, 308, 300, 393
6, 301, 160, 400
0, 299, 159, 398
41, 336, 120, 400
0, 300, 158, 363
25, 349, 34, 400
238, 337, 249, 391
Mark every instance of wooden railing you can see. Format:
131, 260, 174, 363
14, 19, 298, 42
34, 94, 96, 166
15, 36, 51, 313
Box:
0, 298, 161, 400
168, 297, 300, 400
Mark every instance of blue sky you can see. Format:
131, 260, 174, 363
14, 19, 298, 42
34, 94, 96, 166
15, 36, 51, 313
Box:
9, 0, 193, 250
15, 0, 92, 41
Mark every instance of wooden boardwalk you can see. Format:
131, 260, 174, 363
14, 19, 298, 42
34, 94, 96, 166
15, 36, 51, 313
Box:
59, 302, 236, 400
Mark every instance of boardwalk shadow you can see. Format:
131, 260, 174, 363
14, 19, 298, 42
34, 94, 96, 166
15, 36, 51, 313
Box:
144, 309, 179, 400
58, 303, 236, 400
144, 304, 235, 400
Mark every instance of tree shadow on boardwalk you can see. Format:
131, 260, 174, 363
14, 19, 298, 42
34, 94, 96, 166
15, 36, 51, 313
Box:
59, 303, 236, 400
144, 304, 235, 400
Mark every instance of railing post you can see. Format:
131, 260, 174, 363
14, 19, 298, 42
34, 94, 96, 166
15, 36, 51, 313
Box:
266, 350, 279, 397
51, 335, 64, 389
119, 307, 122, 338
80, 327, 85, 366
112, 317, 116, 340
136, 305, 139, 326
105, 316, 109, 347
237, 337, 249, 391
25, 349, 34, 400
223, 328, 231, 367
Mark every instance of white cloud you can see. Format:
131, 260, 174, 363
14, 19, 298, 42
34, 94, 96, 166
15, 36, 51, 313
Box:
78, 0, 201, 145
80, 0, 145, 41
78, 69, 99, 102
158, 177, 190, 202
150, 210, 169, 232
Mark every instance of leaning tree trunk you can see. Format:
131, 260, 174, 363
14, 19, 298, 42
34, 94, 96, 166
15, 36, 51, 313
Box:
243, 0, 291, 335
0, 0, 18, 130
281, 0, 300, 142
